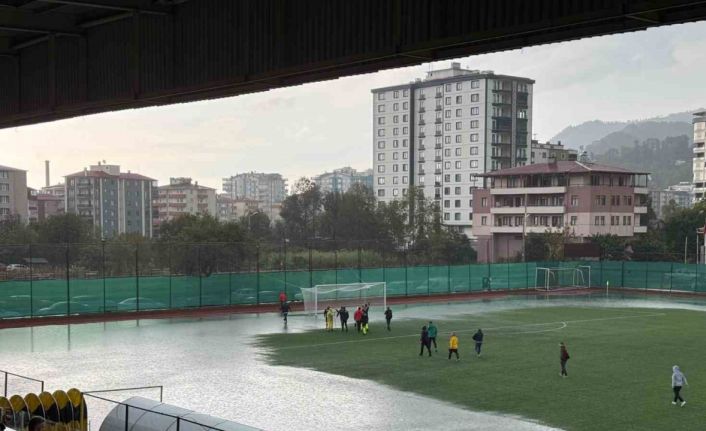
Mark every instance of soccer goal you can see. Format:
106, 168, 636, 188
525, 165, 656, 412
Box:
299, 282, 386, 315
535, 266, 591, 291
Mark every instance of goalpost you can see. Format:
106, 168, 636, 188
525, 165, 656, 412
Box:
534, 266, 591, 291
299, 282, 387, 315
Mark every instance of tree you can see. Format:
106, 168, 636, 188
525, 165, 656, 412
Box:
663, 200, 706, 262
279, 177, 322, 241
32, 213, 95, 243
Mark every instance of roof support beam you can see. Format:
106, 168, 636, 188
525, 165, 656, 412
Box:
0, 6, 83, 35
36, 0, 170, 15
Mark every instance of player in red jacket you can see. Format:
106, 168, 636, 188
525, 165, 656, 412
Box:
354, 306, 363, 333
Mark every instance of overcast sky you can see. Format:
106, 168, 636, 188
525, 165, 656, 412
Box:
3, 21, 706, 191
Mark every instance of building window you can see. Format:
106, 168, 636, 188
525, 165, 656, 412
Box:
444, 213, 450, 220
444, 162, 451, 170
378, 104, 385, 112
455, 148, 462, 156
455, 161, 462, 169
377, 141, 386, 149
624, 215, 632, 225
403, 126, 408, 134
445, 109, 451, 118
571, 195, 578, 206
378, 153, 385, 161
403, 89, 409, 97
378, 189, 385, 197
444, 136, 451, 144
403, 114, 408, 122
456, 109, 462, 117
393, 177, 399, 185
377, 117, 385, 125
470, 134, 479, 142
393, 152, 399, 160
377, 177, 385, 185
393, 140, 399, 148
455, 187, 461, 195
393, 90, 399, 98
454, 212, 461, 220
393, 164, 399, 172
456, 95, 462, 104
445, 83, 451, 92
471, 81, 479, 89
378, 93, 385, 100
481, 197, 487, 207
470, 120, 479, 128
470, 147, 478, 155
445, 97, 451, 105
471, 107, 479, 115
445, 123, 451, 131
444, 149, 451, 157
570, 216, 577, 226
403, 177, 408, 184
470, 160, 479, 168
481, 216, 487, 225
377, 165, 385, 173
403, 102, 409, 109
624, 195, 632, 205
393, 115, 399, 124
455, 122, 462, 130
456, 82, 462, 91
403, 151, 408, 159
403, 139, 408, 147
377, 129, 385, 137
403, 165, 408, 172
601, 216, 605, 225
393, 128, 399, 136
393, 103, 399, 111
444, 200, 450, 208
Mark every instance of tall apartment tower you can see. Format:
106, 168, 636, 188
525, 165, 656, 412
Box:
371, 62, 534, 236
0, 164, 29, 223
222, 172, 287, 221
65, 163, 155, 238
693, 111, 706, 202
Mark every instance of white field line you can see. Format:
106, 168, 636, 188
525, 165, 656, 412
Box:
274, 312, 665, 350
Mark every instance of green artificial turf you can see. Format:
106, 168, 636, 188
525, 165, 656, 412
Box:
259, 306, 706, 430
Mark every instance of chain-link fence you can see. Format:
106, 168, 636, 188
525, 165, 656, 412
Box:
1, 241, 705, 318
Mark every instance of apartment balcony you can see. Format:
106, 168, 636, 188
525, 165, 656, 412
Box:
435, 106, 442, 112
491, 186, 567, 195
491, 127, 512, 133
435, 143, 442, 149
434, 118, 443, 124
419, 108, 426, 113
492, 100, 512, 106
434, 181, 442, 187
435, 92, 443, 98
491, 154, 511, 159
419, 132, 426, 138
419, 170, 426, 175
634, 187, 649, 195
435, 131, 442, 137
435, 169, 442, 175
490, 205, 565, 214
418, 157, 426, 163
419, 94, 426, 100
634, 226, 648, 233
634, 206, 648, 214
491, 114, 512, 120
419, 119, 426, 125
418, 145, 426, 151
168, 194, 186, 199
434, 156, 442, 162
492, 87, 512, 93
491, 225, 564, 234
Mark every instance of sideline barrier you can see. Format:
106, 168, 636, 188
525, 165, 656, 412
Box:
2, 261, 705, 318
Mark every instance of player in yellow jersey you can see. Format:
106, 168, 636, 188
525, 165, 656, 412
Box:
448, 332, 459, 361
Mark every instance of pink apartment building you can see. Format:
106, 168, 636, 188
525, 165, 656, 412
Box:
472, 161, 649, 262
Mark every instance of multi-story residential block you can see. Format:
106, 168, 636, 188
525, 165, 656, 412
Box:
27, 188, 38, 223
222, 172, 287, 222
372, 62, 534, 236
217, 194, 261, 222
28, 187, 64, 223
0, 165, 28, 223
154, 178, 216, 226
314, 167, 374, 194
693, 111, 706, 202
650, 182, 693, 220
65, 163, 154, 238
530, 140, 578, 164
472, 161, 649, 262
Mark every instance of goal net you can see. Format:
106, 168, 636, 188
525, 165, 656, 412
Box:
535, 266, 591, 291
300, 282, 387, 315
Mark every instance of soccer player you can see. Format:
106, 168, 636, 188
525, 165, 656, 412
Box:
472, 329, 484, 357
280, 300, 290, 324
279, 291, 287, 305
354, 306, 363, 332
671, 365, 688, 406
361, 306, 370, 335
559, 342, 570, 377
337, 306, 349, 332
427, 321, 438, 352
384, 307, 393, 331
419, 325, 432, 357
448, 332, 460, 361
325, 306, 335, 331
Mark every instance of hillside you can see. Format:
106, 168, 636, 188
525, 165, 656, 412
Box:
593, 135, 692, 189
550, 109, 701, 151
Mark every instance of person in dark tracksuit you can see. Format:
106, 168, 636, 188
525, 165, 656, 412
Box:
280, 301, 290, 324
337, 306, 349, 332
672, 365, 688, 406
472, 329, 484, 357
361, 306, 370, 335
384, 307, 393, 331
559, 342, 570, 377
419, 325, 432, 356
427, 321, 438, 352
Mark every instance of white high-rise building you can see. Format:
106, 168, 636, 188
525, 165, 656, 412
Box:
693, 111, 706, 202
371, 62, 534, 236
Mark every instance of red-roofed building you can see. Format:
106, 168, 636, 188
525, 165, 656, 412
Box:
472, 161, 650, 262
65, 163, 156, 238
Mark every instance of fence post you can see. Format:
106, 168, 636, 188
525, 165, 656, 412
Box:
427, 254, 430, 296
256, 243, 261, 304
228, 243, 234, 306
102, 240, 106, 313
168, 243, 173, 308
283, 238, 288, 298
621, 260, 625, 288
124, 405, 129, 431
135, 244, 140, 311
66, 243, 70, 316
404, 247, 408, 297
357, 244, 362, 283
197, 245, 202, 308
29, 243, 33, 317
308, 242, 313, 288
468, 259, 472, 292
447, 253, 451, 294
334, 242, 338, 286
670, 262, 673, 291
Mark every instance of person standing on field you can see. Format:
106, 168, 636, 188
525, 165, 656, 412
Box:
325, 306, 335, 331
472, 329, 484, 357
559, 342, 570, 377
671, 365, 688, 406
427, 321, 438, 352
361, 305, 370, 334
280, 300, 290, 324
354, 306, 363, 332
419, 325, 432, 357
448, 332, 460, 361
337, 306, 349, 332
384, 307, 393, 331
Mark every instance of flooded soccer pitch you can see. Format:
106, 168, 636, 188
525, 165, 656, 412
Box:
1, 292, 705, 431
